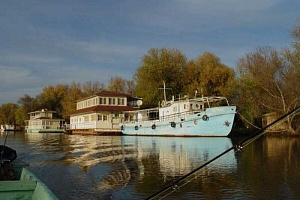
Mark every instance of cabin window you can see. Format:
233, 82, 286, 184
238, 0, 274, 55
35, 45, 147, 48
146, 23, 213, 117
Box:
200, 104, 203, 110
98, 115, 102, 121
122, 99, 125, 105
103, 98, 107, 105
113, 98, 116, 105
103, 115, 108, 121
84, 116, 89, 122
109, 98, 112, 105
118, 98, 121, 105
190, 104, 193, 109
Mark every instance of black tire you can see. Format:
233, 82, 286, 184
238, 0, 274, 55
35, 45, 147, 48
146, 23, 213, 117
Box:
170, 122, 176, 128
202, 115, 209, 121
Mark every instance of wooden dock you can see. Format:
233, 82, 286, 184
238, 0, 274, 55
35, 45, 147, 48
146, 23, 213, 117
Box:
65, 129, 122, 136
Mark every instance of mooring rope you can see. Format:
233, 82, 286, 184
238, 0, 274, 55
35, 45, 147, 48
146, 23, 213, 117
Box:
145, 105, 300, 200
237, 111, 262, 130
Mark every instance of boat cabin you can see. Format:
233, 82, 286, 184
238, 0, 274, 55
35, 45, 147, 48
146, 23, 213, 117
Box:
25, 109, 65, 133
125, 96, 229, 122
69, 90, 141, 134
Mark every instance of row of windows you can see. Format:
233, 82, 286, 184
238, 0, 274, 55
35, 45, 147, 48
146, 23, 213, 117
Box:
172, 103, 204, 112
77, 97, 126, 109
71, 114, 109, 123
29, 121, 53, 126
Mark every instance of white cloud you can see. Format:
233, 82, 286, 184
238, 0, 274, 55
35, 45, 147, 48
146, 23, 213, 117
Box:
0, 0, 298, 104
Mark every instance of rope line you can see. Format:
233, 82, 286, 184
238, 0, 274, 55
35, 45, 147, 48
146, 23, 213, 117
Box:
237, 111, 262, 130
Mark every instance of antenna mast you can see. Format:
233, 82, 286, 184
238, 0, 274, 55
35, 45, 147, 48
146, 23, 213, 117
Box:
158, 81, 171, 102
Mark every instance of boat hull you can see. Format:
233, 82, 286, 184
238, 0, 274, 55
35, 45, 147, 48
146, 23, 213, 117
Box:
0, 160, 59, 200
26, 129, 64, 133
120, 106, 236, 137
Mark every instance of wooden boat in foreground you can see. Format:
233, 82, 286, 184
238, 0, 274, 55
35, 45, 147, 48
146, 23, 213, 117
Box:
0, 159, 58, 200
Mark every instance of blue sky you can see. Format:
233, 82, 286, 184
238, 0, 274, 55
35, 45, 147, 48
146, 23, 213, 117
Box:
0, 0, 299, 104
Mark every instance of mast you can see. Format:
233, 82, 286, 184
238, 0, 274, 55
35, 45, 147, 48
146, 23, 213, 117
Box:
158, 81, 171, 102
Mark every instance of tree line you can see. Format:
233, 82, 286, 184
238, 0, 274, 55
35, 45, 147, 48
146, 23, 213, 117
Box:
0, 26, 299, 133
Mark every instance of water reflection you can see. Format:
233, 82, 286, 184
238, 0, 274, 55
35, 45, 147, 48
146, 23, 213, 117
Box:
1, 132, 299, 200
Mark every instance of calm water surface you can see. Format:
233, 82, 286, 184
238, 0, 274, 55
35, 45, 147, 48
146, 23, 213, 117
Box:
1, 132, 300, 200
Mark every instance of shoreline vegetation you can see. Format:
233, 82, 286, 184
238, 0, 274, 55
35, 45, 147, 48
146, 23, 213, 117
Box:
0, 26, 299, 135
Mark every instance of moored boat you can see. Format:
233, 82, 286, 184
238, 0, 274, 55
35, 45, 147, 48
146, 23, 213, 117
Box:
120, 84, 236, 137
25, 109, 65, 133
0, 146, 59, 200
1, 124, 22, 132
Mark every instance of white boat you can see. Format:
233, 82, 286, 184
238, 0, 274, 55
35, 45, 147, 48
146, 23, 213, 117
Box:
25, 109, 65, 133
1, 124, 21, 132
120, 84, 236, 137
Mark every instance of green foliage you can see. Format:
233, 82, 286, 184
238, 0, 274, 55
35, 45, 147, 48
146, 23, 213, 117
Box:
61, 82, 83, 118
134, 48, 187, 107
15, 105, 27, 125
38, 84, 69, 116
82, 81, 105, 97
183, 52, 235, 97
236, 46, 300, 132
107, 76, 135, 94
0, 103, 18, 125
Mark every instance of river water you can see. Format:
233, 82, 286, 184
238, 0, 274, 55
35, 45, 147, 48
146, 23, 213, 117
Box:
1, 132, 300, 200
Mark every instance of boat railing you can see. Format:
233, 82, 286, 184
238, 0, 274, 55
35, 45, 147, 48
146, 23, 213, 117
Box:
159, 110, 193, 121
126, 110, 199, 123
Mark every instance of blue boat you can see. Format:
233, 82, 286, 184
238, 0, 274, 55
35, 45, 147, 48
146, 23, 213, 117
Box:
120, 84, 236, 136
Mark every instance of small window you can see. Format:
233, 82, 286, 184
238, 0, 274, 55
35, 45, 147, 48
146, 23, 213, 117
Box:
103, 115, 108, 121
98, 115, 102, 121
